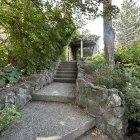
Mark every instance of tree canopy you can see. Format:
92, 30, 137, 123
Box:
0, 0, 76, 73
0, 0, 120, 73
114, 0, 140, 47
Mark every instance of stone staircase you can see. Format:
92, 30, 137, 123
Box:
0, 61, 95, 140
54, 62, 77, 83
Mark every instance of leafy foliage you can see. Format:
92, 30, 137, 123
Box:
86, 53, 105, 64
114, 40, 140, 133
0, 66, 22, 87
83, 63, 140, 131
125, 82, 140, 119
82, 63, 129, 91
81, 63, 103, 74
59, 0, 119, 19
0, 105, 21, 129
59, 46, 67, 61
115, 41, 140, 78
115, 42, 140, 65
0, 0, 76, 74
124, 77, 140, 133
0, 46, 8, 68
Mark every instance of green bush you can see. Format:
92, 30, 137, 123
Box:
0, 66, 22, 87
124, 81, 140, 132
115, 41, 140, 66
82, 63, 128, 90
125, 84, 140, 115
115, 47, 126, 64
81, 63, 103, 74
59, 46, 67, 61
94, 65, 129, 91
0, 46, 7, 68
82, 62, 140, 132
86, 53, 105, 64
0, 105, 21, 129
124, 63, 140, 78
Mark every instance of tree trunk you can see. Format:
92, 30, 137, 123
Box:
103, 0, 115, 65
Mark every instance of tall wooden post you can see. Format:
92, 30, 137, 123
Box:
81, 39, 83, 58
66, 46, 69, 61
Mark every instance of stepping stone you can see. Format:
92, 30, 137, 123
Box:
0, 102, 95, 140
32, 83, 76, 103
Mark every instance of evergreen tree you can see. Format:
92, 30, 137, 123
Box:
114, 0, 140, 47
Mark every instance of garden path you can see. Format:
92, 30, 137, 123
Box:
0, 62, 110, 140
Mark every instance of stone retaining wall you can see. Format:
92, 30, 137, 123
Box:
0, 61, 60, 109
76, 62, 127, 140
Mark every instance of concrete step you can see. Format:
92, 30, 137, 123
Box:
61, 62, 77, 64
56, 71, 77, 75
54, 78, 76, 83
55, 74, 77, 78
59, 65, 77, 69
57, 68, 77, 71
60, 63, 76, 65
0, 102, 95, 140
32, 83, 76, 103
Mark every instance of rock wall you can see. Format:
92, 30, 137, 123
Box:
76, 62, 127, 140
0, 61, 60, 109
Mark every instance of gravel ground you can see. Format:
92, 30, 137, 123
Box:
0, 102, 93, 140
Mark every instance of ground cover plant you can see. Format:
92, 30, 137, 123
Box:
0, 105, 21, 130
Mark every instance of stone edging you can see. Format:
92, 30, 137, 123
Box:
0, 60, 60, 109
75, 61, 127, 140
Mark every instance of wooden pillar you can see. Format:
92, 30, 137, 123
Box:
66, 46, 69, 61
81, 39, 83, 58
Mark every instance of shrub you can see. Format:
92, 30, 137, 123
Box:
114, 47, 126, 64
0, 46, 7, 68
115, 41, 140, 66
81, 63, 129, 91
125, 42, 140, 66
81, 63, 103, 74
59, 46, 67, 61
0, 66, 22, 87
0, 105, 21, 129
94, 64, 129, 90
94, 65, 114, 88
124, 63, 140, 78
124, 81, 140, 133
86, 53, 105, 64
82, 62, 140, 134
